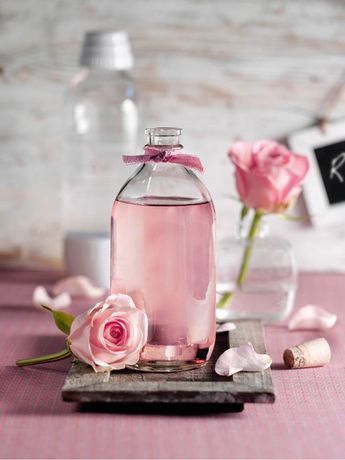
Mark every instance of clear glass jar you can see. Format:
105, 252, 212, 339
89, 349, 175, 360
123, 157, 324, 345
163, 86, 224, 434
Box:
63, 31, 138, 286
111, 127, 216, 372
217, 219, 297, 323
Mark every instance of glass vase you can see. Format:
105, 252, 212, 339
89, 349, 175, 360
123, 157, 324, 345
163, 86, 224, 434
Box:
217, 220, 297, 323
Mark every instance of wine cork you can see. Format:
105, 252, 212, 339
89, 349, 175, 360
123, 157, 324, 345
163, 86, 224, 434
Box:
283, 338, 331, 369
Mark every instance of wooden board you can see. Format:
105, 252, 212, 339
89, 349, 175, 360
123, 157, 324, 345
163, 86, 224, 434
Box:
62, 320, 275, 408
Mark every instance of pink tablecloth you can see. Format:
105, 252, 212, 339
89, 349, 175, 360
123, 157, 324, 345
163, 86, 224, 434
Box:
0, 270, 344, 459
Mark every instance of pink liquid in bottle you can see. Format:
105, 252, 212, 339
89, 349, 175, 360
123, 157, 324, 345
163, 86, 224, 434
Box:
111, 197, 216, 371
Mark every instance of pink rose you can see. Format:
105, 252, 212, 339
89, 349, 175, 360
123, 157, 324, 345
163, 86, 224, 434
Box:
68, 294, 148, 372
228, 140, 309, 212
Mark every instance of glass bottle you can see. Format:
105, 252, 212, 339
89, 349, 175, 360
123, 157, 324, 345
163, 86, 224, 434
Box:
111, 127, 216, 372
63, 31, 137, 287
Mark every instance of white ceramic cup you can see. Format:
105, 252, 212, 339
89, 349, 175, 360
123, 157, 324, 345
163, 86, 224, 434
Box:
64, 233, 110, 288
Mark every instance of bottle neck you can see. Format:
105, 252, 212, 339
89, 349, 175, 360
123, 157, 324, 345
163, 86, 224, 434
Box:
144, 143, 182, 150
145, 127, 182, 148
70, 67, 133, 88
140, 161, 190, 175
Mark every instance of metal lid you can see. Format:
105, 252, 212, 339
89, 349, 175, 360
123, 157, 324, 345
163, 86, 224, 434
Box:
80, 30, 134, 70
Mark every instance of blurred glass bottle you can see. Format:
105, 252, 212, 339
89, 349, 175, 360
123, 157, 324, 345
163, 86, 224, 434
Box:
63, 31, 138, 287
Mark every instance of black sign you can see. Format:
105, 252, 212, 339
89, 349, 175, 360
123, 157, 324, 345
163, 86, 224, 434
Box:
314, 140, 345, 205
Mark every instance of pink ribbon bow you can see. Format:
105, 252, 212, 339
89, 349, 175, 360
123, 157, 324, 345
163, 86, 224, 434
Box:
122, 147, 204, 173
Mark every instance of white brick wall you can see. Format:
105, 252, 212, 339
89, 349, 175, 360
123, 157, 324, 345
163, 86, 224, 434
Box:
1, 0, 345, 270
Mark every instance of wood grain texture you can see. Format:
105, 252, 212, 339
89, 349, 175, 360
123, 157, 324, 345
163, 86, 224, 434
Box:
1, 0, 345, 270
62, 319, 275, 405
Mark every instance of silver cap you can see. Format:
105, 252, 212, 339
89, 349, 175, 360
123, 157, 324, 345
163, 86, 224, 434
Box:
80, 30, 134, 70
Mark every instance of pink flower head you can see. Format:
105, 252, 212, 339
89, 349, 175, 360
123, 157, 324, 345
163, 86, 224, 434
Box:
228, 140, 309, 213
68, 294, 148, 372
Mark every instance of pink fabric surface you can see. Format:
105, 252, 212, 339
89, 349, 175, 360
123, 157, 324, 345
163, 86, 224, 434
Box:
0, 269, 344, 459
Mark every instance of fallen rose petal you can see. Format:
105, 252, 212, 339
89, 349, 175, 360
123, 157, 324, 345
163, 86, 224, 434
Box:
215, 342, 272, 377
216, 322, 237, 333
33, 286, 71, 310
33, 286, 50, 307
288, 305, 337, 330
52, 276, 105, 298
50, 292, 72, 309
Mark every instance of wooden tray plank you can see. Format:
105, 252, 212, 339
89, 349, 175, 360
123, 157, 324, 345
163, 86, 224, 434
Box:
231, 320, 274, 402
62, 320, 275, 405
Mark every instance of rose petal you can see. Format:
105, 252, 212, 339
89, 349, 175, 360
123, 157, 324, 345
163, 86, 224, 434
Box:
287, 152, 310, 181
68, 321, 94, 367
215, 342, 272, 377
33, 286, 71, 310
288, 305, 337, 330
52, 276, 105, 298
235, 167, 281, 211
33, 286, 51, 307
216, 322, 237, 333
228, 141, 253, 170
105, 294, 136, 309
51, 292, 72, 309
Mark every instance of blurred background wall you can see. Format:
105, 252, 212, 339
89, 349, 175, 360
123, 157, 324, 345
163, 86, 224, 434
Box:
1, 0, 345, 270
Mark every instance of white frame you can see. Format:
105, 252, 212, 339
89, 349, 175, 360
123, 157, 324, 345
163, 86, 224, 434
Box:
288, 120, 345, 226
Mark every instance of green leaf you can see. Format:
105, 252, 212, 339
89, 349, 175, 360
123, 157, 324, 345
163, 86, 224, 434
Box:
225, 194, 241, 202
280, 214, 308, 222
40, 304, 75, 335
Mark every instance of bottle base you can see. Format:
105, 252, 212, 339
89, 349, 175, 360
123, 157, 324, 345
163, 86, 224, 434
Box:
127, 360, 207, 373
127, 342, 212, 372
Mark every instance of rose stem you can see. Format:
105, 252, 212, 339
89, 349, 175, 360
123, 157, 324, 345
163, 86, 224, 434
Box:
237, 210, 263, 287
217, 209, 263, 309
16, 348, 72, 367
217, 291, 234, 309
